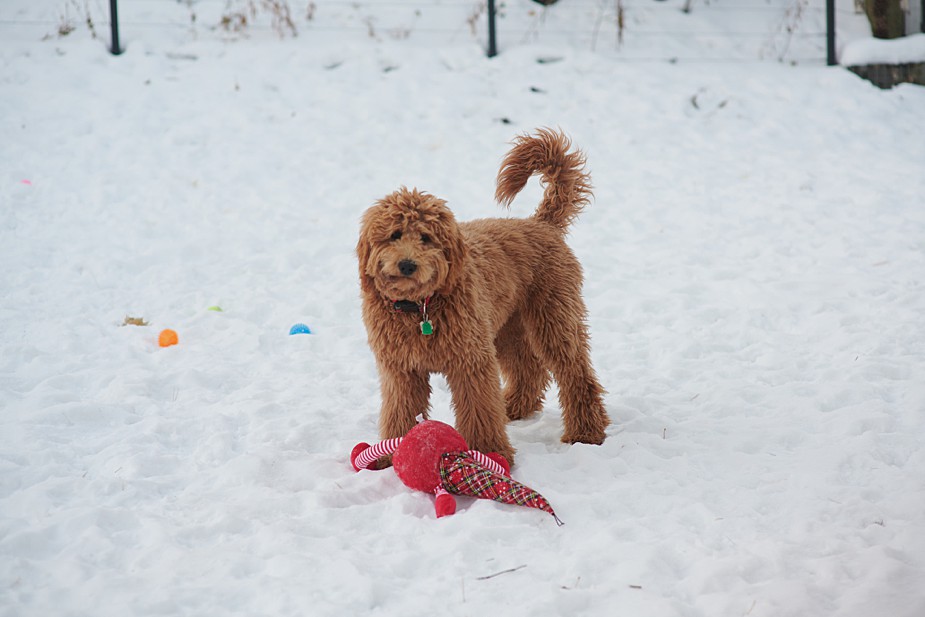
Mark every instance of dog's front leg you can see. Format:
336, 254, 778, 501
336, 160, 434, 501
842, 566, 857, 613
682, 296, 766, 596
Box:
445, 356, 516, 466
378, 366, 431, 441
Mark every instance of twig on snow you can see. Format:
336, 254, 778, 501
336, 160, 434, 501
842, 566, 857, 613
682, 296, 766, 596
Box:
476, 564, 527, 580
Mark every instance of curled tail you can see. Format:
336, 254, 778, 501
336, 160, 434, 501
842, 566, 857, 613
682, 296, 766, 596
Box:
494, 127, 592, 231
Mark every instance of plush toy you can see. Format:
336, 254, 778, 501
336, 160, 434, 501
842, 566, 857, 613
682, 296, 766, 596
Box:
351, 419, 562, 524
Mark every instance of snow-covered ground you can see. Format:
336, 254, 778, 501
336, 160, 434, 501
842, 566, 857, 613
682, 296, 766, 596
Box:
2, 1, 924, 616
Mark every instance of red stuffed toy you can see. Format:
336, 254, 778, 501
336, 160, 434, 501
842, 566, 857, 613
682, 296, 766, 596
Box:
351, 419, 561, 524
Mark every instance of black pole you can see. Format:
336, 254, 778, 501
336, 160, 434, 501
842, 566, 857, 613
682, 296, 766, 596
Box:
825, 0, 836, 65
109, 0, 123, 55
487, 0, 497, 58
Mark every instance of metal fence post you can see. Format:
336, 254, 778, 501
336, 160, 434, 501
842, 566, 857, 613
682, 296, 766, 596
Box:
110, 0, 123, 55
826, 0, 836, 65
487, 0, 498, 57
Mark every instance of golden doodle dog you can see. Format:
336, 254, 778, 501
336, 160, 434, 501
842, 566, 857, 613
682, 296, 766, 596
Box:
357, 128, 609, 465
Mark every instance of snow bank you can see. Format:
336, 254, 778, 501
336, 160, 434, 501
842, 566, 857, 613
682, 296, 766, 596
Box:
842, 33, 925, 66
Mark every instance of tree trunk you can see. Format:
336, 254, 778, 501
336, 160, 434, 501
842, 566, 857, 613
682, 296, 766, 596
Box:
865, 0, 905, 39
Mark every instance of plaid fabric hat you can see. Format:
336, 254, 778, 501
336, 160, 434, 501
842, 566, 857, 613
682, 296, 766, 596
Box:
439, 451, 562, 525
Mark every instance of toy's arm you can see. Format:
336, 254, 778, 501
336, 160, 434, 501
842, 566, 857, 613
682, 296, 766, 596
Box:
351, 438, 402, 471
467, 450, 510, 476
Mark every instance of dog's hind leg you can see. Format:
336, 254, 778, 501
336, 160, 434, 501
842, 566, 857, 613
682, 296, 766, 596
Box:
523, 295, 610, 445
495, 312, 551, 421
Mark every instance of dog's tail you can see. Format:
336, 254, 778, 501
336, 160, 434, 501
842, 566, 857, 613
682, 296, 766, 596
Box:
495, 127, 592, 231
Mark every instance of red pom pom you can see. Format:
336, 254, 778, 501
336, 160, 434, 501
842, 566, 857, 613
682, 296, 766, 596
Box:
350, 442, 371, 471
393, 421, 468, 493
435, 492, 457, 518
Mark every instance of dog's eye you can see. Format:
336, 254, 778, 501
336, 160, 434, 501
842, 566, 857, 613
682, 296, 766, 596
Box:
390, 230, 403, 241
420, 234, 431, 244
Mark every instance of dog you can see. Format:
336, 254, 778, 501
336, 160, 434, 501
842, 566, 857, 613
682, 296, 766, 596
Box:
357, 128, 609, 465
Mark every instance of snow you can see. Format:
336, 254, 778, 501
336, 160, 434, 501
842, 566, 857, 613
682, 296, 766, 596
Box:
841, 33, 925, 66
2, 1, 925, 616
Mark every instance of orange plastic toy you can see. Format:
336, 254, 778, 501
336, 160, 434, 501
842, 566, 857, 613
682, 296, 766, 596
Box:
158, 329, 179, 347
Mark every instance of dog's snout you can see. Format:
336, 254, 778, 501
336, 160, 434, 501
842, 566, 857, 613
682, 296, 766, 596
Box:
398, 259, 418, 276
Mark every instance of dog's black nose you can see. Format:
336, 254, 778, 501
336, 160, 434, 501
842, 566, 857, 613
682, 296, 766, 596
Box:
398, 259, 418, 276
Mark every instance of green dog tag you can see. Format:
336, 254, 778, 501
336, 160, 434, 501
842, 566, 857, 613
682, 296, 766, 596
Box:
420, 320, 433, 335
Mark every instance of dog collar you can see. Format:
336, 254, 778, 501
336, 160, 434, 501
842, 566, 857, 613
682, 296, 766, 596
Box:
392, 299, 424, 313
391, 297, 434, 336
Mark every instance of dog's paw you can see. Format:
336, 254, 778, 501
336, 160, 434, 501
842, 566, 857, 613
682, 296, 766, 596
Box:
503, 392, 543, 422
370, 454, 394, 470
493, 444, 517, 468
505, 404, 539, 422
561, 429, 607, 446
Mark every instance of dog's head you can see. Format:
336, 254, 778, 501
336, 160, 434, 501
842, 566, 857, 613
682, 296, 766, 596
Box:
357, 187, 467, 302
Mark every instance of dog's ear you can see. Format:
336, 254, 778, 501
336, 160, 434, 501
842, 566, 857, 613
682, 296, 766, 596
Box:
434, 207, 468, 295
356, 206, 379, 292
356, 240, 372, 293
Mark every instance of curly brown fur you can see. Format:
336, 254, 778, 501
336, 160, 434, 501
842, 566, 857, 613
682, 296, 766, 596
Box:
357, 128, 610, 465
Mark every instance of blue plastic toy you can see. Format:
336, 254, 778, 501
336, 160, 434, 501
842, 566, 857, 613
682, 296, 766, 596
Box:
289, 323, 312, 335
